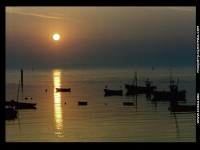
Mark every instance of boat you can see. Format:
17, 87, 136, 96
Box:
168, 104, 196, 112
123, 102, 134, 106
168, 98, 196, 112
104, 88, 123, 96
152, 91, 186, 101
5, 107, 18, 120
152, 78, 186, 101
6, 100, 37, 109
56, 88, 71, 92
78, 101, 88, 106
125, 72, 156, 95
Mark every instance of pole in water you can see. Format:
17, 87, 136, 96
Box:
21, 68, 23, 89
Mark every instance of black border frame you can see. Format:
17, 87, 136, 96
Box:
1, 0, 199, 144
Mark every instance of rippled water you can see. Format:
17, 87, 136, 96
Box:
6, 67, 196, 142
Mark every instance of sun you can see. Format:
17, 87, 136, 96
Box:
53, 33, 60, 41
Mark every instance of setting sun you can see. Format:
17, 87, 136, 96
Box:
53, 33, 60, 41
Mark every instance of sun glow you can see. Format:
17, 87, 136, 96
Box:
53, 33, 60, 41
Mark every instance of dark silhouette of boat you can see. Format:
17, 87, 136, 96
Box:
6, 100, 37, 109
78, 101, 88, 106
168, 98, 196, 112
56, 88, 71, 92
5, 107, 18, 120
125, 72, 156, 95
104, 88, 123, 96
123, 102, 134, 106
152, 78, 186, 101
169, 104, 196, 112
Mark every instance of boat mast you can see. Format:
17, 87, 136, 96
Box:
135, 71, 137, 87
177, 77, 179, 91
17, 80, 20, 103
169, 65, 173, 89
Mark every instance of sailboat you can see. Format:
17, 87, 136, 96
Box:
6, 80, 37, 109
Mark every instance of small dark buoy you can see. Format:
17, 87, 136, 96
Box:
45, 89, 47, 92
25, 97, 28, 100
31, 97, 32, 100
65, 102, 66, 104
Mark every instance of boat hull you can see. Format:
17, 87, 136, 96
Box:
56, 88, 71, 92
123, 102, 134, 106
125, 84, 156, 95
152, 91, 186, 101
78, 101, 88, 106
104, 89, 123, 96
6, 100, 37, 109
169, 105, 196, 112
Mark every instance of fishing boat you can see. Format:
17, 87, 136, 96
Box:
6, 100, 37, 109
152, 78, 186, 101
104, 88, 123, 96
56, 88, 71, 92
125, 72, 156, 95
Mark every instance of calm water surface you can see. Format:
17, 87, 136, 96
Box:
6, 67, 196, 142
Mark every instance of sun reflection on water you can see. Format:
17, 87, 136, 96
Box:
53, 69, 64, 138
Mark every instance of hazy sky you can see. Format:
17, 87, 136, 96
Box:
6, 7, 196, 69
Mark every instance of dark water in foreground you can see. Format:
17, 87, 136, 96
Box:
6, 67, 196, 142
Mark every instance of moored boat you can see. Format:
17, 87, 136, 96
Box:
56, 88, 71, 92
168, 97, 196, 112
6, 100, 37, 109
125, 72, 156, 95
123, 102, 134, 106
168, 104, 196, 112
152, 78, 186, 101
152, 90, 186, 101
78, 101, 88, 106
104, 89, 123, 96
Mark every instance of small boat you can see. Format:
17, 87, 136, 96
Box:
78, 101, 88, 106
104, 89, 123, 96
169, 104, 196, 112
123, 102, 134, 106
168, 98, 196, 112
125, 72, 156, 95
6, 100, 37, 109
56, 88, 71, 92
5, 107, 18, 120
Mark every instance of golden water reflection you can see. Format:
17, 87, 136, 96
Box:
53, 69, 64, 138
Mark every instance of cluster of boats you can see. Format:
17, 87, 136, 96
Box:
6, 71, 196, 120
104, 72, 196, 113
